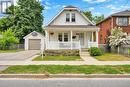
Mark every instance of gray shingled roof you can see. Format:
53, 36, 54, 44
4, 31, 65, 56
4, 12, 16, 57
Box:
64, 5, 77, 8
112, 10, 130, 16
97, 10, 130, 25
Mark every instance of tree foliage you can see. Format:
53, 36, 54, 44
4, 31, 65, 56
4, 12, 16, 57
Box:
0, 17, 13, 32
83, 11, 93, 21
93, 15, 104, 24
0, 28, 19, 50
12, 0, 44, 42
83, 11, 104, 24
0, 0, 44, 42
109, 27, 130, 47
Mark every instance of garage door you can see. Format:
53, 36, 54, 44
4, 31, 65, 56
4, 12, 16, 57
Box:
29, 39, 41, 50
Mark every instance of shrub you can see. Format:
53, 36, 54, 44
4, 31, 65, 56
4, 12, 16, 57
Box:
0, 28, 19, 50
44, 50, 79, 56
89, 47, 102, 56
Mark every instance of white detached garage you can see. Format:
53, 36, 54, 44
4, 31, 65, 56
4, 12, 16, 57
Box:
24, 31, 45, 50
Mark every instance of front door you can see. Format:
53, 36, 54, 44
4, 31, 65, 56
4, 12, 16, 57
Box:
79, 33, 84, 48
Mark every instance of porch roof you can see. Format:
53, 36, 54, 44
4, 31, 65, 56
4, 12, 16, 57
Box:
44, 25, 100, 31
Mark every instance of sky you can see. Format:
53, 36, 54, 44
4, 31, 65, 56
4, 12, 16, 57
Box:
41, 0, 130, 25
0, 0, 130, 24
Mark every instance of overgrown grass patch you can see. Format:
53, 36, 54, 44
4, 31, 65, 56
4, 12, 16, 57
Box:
0, 49, 24, 53
95, 53, 130, 61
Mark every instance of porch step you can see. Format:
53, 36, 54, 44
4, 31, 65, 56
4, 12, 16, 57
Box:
81, 48, 89, 52
80, 52, 90, 56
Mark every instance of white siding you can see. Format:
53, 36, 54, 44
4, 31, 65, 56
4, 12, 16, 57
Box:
50, 10, 91, 25
24, 33, 44, 50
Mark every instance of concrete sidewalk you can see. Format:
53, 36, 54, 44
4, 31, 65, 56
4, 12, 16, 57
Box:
0, 50, 40, 61
0, 61, 130, 66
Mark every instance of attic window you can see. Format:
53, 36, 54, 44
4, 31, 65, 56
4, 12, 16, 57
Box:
66, 13, 70, 22
71, 13, 75, 22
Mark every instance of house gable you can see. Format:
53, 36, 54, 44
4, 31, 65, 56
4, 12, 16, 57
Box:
47, 6, 94, 26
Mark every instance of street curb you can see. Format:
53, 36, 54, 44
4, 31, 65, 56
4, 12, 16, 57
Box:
0, 74, 49, 79
0, 74, 130, 78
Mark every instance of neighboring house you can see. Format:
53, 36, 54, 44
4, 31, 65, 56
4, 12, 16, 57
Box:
0, 0, 14, 13
97, 10, 130, 44
24, 6, 100, 50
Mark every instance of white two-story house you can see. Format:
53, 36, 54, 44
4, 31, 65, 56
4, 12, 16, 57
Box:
24, 6, 100, 50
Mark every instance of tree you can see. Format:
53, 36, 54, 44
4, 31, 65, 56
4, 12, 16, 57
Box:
93, 15, 104, 24
11, 0, 44, 42
109, 27, 130, 53
0, 16, 13, 32
0, 0, 44, 42
83, 11, 104, 24
0, 28, 19, 50
83, 11, 93, 21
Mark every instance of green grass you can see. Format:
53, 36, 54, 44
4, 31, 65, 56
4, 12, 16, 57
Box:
1, 65, 130, 74
32, 56, 82, 61
95, 53, 130, 61
0, 49, 24, 53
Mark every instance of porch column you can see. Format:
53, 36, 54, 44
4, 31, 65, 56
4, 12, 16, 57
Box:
70, 30, 73, 50
92, 31, 93, 42
96, 31, 98, 47
45, 30, 49, 49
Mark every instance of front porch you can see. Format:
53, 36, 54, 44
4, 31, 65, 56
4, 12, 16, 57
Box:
45, 29, 98, 50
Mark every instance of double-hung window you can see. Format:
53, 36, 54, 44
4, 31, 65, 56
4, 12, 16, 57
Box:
58, 33, 62, 42
66, 13, 70, 22
117, 17, 128, 26
64, 33, 68, 42
58, 33, 68, 42
71, 13, 75, 22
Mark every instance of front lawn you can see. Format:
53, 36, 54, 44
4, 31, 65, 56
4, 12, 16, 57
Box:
1, 65, 130, 74
0, 49, 24, 53
32, 56, 82, 61
95, 53, 130, 61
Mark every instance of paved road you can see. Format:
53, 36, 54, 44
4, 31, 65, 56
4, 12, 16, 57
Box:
0, 50, 40, 61
0, 78, 130, 87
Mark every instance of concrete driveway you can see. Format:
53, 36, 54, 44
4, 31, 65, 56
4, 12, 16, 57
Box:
0, 50, 40, 61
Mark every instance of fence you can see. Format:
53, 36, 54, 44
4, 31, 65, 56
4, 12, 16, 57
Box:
99, 44, 130, 56
0, 44, 24, 50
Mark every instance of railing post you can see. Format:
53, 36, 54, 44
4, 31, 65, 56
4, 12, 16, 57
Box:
79, 40, 81, 53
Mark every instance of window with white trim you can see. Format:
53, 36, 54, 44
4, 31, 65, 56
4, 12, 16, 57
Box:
58, 33, 69, 42
64, 33, 68, 42
66, 13, 70, 22
117, 17, 128, 26
58, 33, 62, 42
71, 13, 75, 22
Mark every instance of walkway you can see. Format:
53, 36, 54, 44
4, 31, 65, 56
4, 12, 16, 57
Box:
0, 50, 130, 65
0, 50, 40, 61
0, 60, 130, 66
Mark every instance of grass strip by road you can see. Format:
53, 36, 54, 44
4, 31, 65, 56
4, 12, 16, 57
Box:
33, 56, 82, 61
1, 65, 130, 74
95, 53, 130, 61
0, 49, 24, 53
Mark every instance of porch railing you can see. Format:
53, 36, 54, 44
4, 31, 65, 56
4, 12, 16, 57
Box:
46, 41, 81, 50
88, 41, 98, 48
